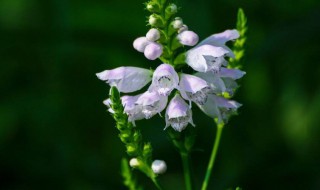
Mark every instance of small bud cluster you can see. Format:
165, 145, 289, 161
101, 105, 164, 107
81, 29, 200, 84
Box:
133, 28, 163, 60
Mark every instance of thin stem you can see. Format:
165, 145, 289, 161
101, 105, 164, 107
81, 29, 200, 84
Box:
201, 123, 224, 190
181, 153, 193, 190
151, 177, 163, 190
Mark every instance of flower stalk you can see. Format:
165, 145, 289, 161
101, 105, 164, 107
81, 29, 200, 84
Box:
109, 87, 162, 190
201, 122, 224, 190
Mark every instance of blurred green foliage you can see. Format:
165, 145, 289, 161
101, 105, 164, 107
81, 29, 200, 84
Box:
0, 0, 320, 189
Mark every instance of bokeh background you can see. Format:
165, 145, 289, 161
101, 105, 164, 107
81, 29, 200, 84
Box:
1, 0, 320, 189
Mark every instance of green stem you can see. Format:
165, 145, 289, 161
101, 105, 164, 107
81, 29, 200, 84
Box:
201, 123, 224, 190
151, 177, 163, 190
181, 153, 193, 190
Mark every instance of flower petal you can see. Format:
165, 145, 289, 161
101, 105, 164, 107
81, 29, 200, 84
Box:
186, 45, 229, 72
150, 64, 179, 96
198, 29, 240, 46
220, 68, 246, 79
96, 67, 152, 93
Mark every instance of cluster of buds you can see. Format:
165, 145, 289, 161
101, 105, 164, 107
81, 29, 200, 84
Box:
133, 29, 163, 60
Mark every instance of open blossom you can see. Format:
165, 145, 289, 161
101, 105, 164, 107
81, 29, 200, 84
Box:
165, 94, 195, 132
186, 29, 240, 73
96, 67, 152, 93
149, 64, 179, 96
198, 94, 241, 124
121, 95, 145, 124
135, 91, 168, 119
195, 68, 246, 95
179, 74, 212, 105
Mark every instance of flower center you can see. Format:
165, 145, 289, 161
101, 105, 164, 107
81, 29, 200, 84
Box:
186, 87, 211, 105
156, 76, 174, 96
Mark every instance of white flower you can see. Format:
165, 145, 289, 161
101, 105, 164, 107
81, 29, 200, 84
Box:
186, 29, 240, 72
195, 68, 246, 95
121, 95, 145, 125
177, 30, 199, 46
144, 42, 163, 60
179, 74, 212, 105
165, 94, 195, 132
135, 91, 168, 119
146, 28, 161, 41
149, 64, 179, 96
198, 94, 241, 124
96, 67, 152, 93
151, 160, 167, 174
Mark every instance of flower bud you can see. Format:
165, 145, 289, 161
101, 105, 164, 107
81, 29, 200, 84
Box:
146, 28, 160, 41
152, 160, 167, 174
165, 3, 177, 17
129, 158, 140, 168
178, 24, 188, 33
144, 43, 163, 60
149, 14, 164, 27
177, 30, 199, 46
127, 145, 137, 155
146, 2, 160, 13
133, 37, 150, 52
172, 19, 183, 29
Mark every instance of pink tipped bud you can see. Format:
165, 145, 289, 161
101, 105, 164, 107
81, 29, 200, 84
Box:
144, 43, 163, 60
177, 30, 199, 46
133, 37, 150, 52
146, 28, 160, 41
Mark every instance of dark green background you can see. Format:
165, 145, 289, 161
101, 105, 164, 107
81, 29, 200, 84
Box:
1, 0, 320, 189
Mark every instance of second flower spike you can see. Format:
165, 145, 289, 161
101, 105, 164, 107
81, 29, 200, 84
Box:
165, 94, 195, 132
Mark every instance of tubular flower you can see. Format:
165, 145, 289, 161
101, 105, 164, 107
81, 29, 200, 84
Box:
121, 94, 145, 125
96, 67, 152, 93
179, 73, 212, 105
198, 94, 241, 124
135, 91, 168, 119
149, 64, 179, 96
186, 29, 240, 73
165, 94, 195, 132
195, 68, 246, 95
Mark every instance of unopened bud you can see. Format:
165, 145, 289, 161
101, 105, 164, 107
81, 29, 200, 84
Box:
127, 145, 137, 155
151, 160, 167, 174
129, 158, 140, 168
149, 14, 164, 27
146, 2, 160, 13
172, 19, 183, 29
144, 43, 163, 60
146, 28, 160, 41
133, 37, 150, 52
165, 3, 177, 16
177, 30, 199, 46
178, 24, 188, 33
